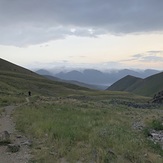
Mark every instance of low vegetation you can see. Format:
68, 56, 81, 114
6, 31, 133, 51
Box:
0, 93, 26, 107
0, 108, 4, 115
14, 93, 163, 163
1, 59, 163, 162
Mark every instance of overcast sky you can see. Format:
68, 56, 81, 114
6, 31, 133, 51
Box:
0, 0, 163, 70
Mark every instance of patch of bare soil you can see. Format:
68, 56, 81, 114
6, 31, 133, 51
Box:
0, 105, 31, 163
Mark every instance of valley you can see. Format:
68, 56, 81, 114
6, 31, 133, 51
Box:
0, 58, 163, 163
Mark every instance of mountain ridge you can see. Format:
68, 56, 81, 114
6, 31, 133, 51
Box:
107, 72, 163, 97
107, 75, 142, 91
35, 68, 160, 88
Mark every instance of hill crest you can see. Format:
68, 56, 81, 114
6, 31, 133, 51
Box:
107, 72, 163, 97
107, 75, 142, 91
0, 58, 37, 76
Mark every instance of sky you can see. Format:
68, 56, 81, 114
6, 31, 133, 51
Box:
0, 0, 163, 71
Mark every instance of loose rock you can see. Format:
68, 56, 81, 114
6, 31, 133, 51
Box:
0, 131, 11, 145
7, 144, 20, 153
21, 140, 32, 146
151, 90, 163, 104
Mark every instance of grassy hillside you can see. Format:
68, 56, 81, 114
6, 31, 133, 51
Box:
0, 58, 90, 106
0, 58, 37, 76
1, 58, 163, 162
132, 72, 163, 96
107, 75, 142, 91
107, 72, 163, 97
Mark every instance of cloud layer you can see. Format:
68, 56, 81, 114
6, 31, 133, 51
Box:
0, 0, 163, 46
131, 51, 163, 62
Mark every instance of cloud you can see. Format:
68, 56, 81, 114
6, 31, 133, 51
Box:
130, 51, 163, 62
26, 60, 125, 72
0, 0, 163, 46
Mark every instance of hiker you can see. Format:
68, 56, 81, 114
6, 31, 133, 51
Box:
28, 91, 31, 96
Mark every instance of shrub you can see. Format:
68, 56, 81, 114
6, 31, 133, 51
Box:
151, 119, 163, 131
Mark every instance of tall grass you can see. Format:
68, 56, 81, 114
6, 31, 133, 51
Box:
14, 95, 163, 163
0, 94, 26, 107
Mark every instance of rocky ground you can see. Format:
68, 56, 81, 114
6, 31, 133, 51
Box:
152, 90, 163, 104
0, 105, 31, 163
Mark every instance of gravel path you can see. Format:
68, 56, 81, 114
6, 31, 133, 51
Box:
0, 105, 31, 163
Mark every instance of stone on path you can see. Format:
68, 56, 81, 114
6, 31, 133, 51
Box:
0, 131, 11, 145
7, 143, 20, 153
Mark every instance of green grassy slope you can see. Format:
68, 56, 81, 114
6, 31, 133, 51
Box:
132, 72, 163, 96
107, 72, 163, 97
0, 58, 90, 106
107, 75, 142, 91
0, 58, 37, 76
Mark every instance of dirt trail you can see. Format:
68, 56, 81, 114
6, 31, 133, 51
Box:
25, 97, 29, 103
0, 105, 31, 163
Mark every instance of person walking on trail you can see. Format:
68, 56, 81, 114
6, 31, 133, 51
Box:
28, 91, 31, 96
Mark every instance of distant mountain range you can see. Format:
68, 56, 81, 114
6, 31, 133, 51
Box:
1, 58, 162, 97
36, 68, 160, 90
107, 72, 163, 97
44, 75, 106, 90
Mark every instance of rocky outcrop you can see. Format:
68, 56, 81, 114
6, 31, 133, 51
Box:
148, 130, 163, 149
152, 90, 163, 104
109, 99, 158, 109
